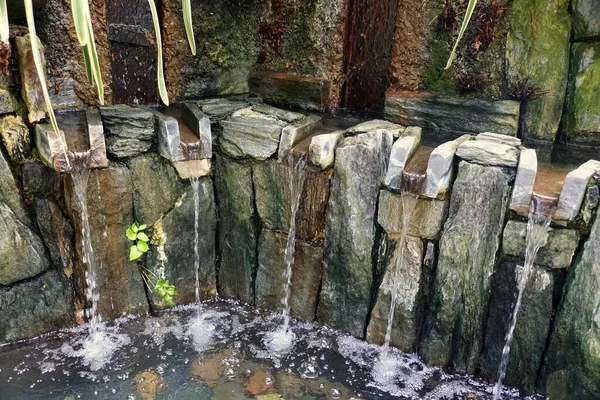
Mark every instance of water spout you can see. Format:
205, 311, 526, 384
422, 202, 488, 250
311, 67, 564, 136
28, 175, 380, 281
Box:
492, 193, 557, 399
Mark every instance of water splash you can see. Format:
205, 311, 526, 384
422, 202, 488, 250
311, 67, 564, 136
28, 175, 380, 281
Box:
492, 194, 557, 400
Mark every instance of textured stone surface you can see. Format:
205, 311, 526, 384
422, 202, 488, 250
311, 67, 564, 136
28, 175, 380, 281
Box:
34, 197, 74, 275
308, 131, 344, 170
366, 234, 424, 352
502, 221, 580, 269
214, 154, 257, 304
277, 115, 321, 161
154, 110, 183, 162
219, 108, 287, 160
562, 42, 600, 146
423, 136, 471, 198
128, 153, 184, 225
197, 98, 248, 145
255, 230, 323, 322
173, 159, 212, 180
476, 132, 521, 146
420, 161, 510, 373
0, 114, 31, 163
510, 149, 537, 211
385, 94, 520, 136
146, 178, 217, 309
14, 34, 46, 123
506, 0, 571, 141
64, 164, 148, 320
317, 130, 393, 338
249, 71, 331, 111
456, 140, 519, 168
0, 150, 29, 224
21, 161, 60, 195
555, 160, 600, 220
182, 102, 212, 159
345, 119, 405, 138
384, 131, 421, 190
100, 105, 155, 158
0, 270, 74, 343
481, 261, 555, 395
253, 159, 330, 242
571, 0, 600, 40
377, 190, 448, 240
539, 211, 600, 399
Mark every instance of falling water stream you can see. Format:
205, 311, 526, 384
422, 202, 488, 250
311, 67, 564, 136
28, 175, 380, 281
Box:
191, 177, 201, 312
492, 194, 557, 400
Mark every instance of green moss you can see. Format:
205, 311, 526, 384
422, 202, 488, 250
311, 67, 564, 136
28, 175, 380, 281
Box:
421, 39, 457, 94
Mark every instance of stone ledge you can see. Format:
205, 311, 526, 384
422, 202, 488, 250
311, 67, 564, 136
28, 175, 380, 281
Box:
555, 160, 600, 220
249, 71, 331, 111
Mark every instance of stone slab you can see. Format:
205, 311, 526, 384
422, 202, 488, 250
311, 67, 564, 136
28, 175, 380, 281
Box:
308, 131, 344, 170
510, 149, 537, 211
422, 136, 471, 198
555, 160, 600, 220
182, 102, 212, 159
456, 139, 519, 168
345, 119, 406, 138
15, 34, 46, 123
277, 115, 321, 161
100, 105, 155, 159
384, 131, 421, 190
249, 71, 331, 111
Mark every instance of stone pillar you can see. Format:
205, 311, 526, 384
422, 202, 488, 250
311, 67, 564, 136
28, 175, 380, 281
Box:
317, 130, 393, 338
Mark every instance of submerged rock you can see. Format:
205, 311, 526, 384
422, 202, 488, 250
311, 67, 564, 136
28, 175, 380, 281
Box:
317, 130, 393, 338
481, 261, 555, 395
420, 161, 510, 373
214, 154, 257, 304
539, 210, 600, 399
0, 270, 74, 343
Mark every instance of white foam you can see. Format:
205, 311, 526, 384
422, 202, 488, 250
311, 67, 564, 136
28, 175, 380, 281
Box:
59, 325, 131, 371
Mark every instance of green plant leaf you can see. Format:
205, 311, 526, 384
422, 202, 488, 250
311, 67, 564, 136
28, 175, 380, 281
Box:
82, 43, 93, 84
24, 0, 71, 170
126, 227, 137, 241
147, 0, 169, 105
70, 0, 89, 46
131, 222, 139, 233
137, 240, 150, 253
166, 286, 176, 296
182, 0, 196, 55
157, 288, 167, 297
0, 0, 9, 44
138, 224, 147, 231
136, 232, 149, 242
445, 0, 478, 70
129, 245, 143, 260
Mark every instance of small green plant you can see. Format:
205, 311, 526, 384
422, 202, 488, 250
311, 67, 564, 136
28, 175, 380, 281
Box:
126, 221, 150, 261
139, 266, 178, 307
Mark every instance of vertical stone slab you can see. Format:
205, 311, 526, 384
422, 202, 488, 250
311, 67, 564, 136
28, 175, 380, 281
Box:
255, 230, 323, 322
366, 234, 424, 352
420, 161, 510, 373
65, 164, 148, 320
147, 178, 217, 308
214, 154, 257, 304
510, 148, 537, 212
14, 34, 46, 123
539, 211, 600, 399
317, 130, 393, 338
481, 261, 555, 395
506, 0, 571, 141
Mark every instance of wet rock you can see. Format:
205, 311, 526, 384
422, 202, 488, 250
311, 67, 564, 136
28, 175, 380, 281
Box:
0, 149, 28, 223
277, 115, 321, 161
555, 160, 600, 220
561, 42, 600, 146
172, 159, 211, 180
0, 269, 74, 343
0, 114, 31, 162
308, 131, 344, 170
317, 130, 393, 338
506, 0, 571, 141
190, 349, 231, 388
34, 197, 74, 275
214, 154, 257, 304
100, 105, 155, 158
509, 149, 537, 212
212, 381, 247, 400
571, 0, 600, 41
420, 161, 510, 373
423, 136, 471, 199
135, 370, 166, 400
539, 211, 600, 399
249, 104, 305, 124
481, 261, 555, 395
367, 234, 424, 352
128, 153, 184, 225
581, 184, 600, 226
154, 110, 183, 162
456, 139, 519, 168
378, 190, 449, 240
21, 161, 60, 195
476, 132, 521, 147
219, 108, 287, 160
385, 94, 520, 135
0, 87, 17, 114
255, 230, 323, 322
181, 102, 212, 159
249, 71, 330, 112
64, 164, 148, 320
345, 119, 406, 138
502, 220, 580, 269
146, 178, 217, 308
197, 98, 249, 145
245, 370, 275, 395
14, 34, 46, 123
253, 159, 330, 242
384, 130, 421, 190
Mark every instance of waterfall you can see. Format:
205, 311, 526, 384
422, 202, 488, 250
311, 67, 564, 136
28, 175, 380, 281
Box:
191, 177, 201, 314
281, 156, 308, 333
492, 194, 556, 400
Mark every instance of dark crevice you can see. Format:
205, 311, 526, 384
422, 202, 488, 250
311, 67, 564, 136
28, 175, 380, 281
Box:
250, 162, 262, 306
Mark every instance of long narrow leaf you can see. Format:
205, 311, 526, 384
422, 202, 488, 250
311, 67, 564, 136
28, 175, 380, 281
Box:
147, 0, 169, 105
85, 12, 104, 104
0, 0, 8, 44
444, 0, 478, 70
24, 0, 71, 169
182, 0, 196, 55
71, 0, 89, 46
82, 43, 93, 84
